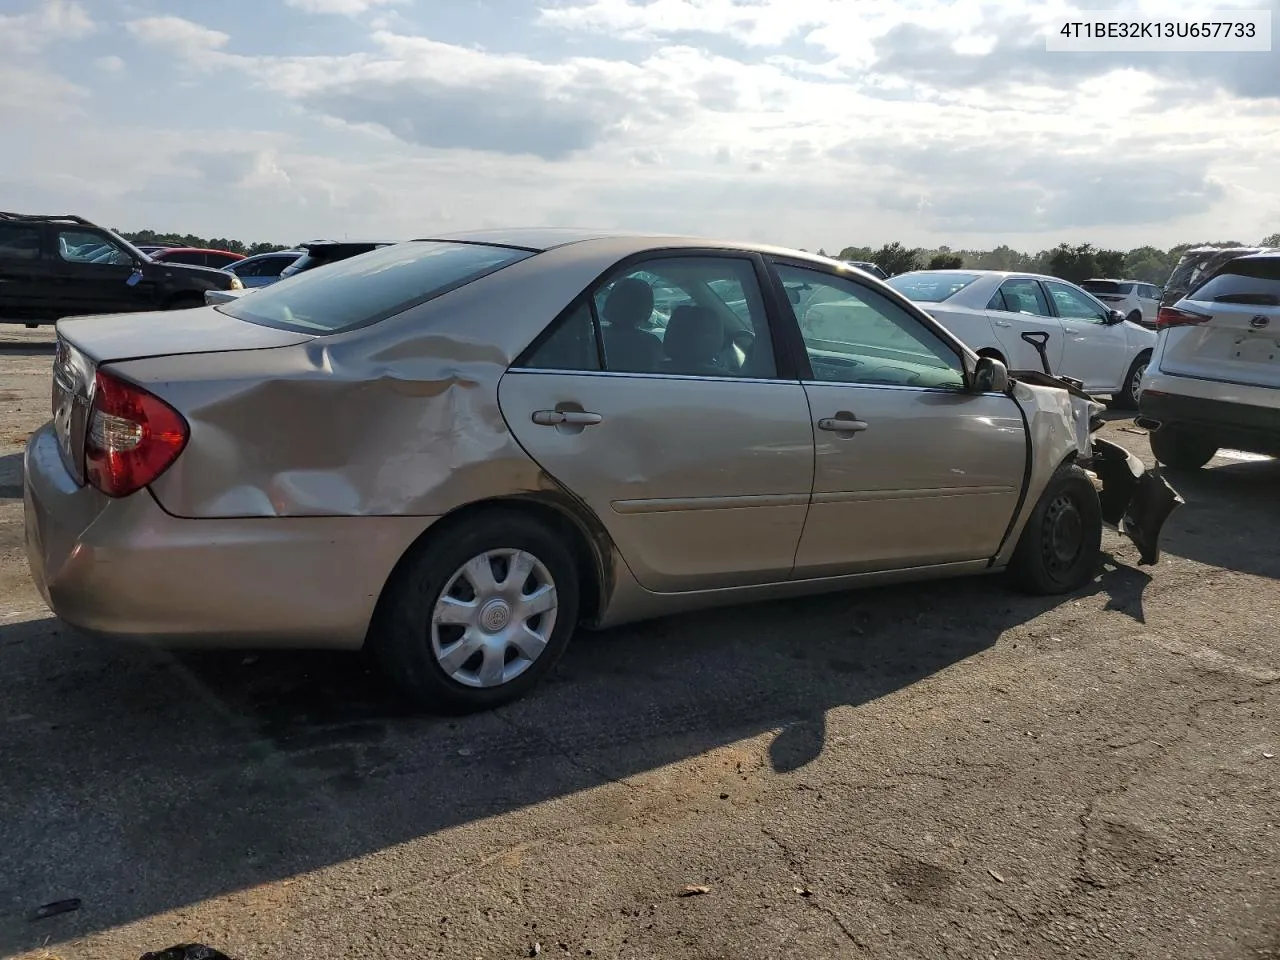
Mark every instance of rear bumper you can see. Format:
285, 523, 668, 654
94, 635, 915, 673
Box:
1139, 383, 1280, 456
23, 423, 431, 648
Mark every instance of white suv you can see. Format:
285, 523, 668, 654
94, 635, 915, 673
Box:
1081, 279, 1162, 329
1138, 253, 1280, 468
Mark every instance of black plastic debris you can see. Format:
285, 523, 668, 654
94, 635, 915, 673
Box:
139, 946, 236, 960
28, 898, 80, 921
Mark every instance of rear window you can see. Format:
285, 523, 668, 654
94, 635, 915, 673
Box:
886, 271, 980, 302
1188, 257, 1280, 307
1081, 280, 1134, 295
217, 241, 535, 333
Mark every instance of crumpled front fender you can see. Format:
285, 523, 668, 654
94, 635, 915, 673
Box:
1087, 438, 1184, 565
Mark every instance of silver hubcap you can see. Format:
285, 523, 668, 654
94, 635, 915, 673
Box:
1130, 363, 1147, 403
431, 549, 558, 688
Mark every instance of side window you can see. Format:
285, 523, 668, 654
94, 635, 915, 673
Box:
207, 253, 238, 269
520, 301, 602, 372
594, 257, 777, 378
1046, 281, 1108, 322
0, 224, 41, 260
57, 230, 132, 267
994, 279, 1051, 316
775, 263, 965, 390
257, 256, 293, 278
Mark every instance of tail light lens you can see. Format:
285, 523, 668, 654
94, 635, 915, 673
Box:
84, 370, 189, 498
1156, 305, 1210, 329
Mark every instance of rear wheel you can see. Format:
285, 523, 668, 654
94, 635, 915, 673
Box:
1007, 462, 1102, 594
370, 510, 580, 713
1149, 427, 1217, 470
1109, 351, 1150, 411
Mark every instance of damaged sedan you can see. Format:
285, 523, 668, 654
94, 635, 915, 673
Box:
24, 231, 1180, 712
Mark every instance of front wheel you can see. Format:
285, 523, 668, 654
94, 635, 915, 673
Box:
1149, 427, 1217, 470
1007, 462, 1103, 594
370, 510, 580, 714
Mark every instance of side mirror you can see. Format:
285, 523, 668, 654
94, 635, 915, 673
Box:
972, 355, 1009, 393
1108, 309, 1126, 325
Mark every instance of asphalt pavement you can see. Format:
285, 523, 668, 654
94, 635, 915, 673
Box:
1, 326, 1277, 960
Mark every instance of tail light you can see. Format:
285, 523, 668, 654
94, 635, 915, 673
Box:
84, 370, 188, 498
1156, 305, 1210, 329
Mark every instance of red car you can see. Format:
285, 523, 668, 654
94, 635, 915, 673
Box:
148, 247, 246, 270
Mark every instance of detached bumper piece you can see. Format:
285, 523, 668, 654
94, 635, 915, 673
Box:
1088, 438, 1183, 566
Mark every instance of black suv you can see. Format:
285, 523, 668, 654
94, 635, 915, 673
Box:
0, 212, 242, 327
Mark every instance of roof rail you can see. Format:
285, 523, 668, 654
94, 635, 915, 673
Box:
0, 212, 95, 226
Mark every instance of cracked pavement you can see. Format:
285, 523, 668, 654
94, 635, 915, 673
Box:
1, 326, 1277, 959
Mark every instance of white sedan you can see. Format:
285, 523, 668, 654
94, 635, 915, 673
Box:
887, 270, 1157, 408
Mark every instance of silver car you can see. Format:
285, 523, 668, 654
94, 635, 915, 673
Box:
24, 230, 1179, 712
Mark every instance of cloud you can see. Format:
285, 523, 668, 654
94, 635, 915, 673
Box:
94, 54, 124, 73
0, 0, 94, 53
126, 16, 229, 58
285, 0, 402, 14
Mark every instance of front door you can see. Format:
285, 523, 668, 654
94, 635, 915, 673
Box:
498, 253, 816, 593
0, 221, 53, 322
1043, 280, 1130, 392
772, 261, 1027, 578
985, 277, 1065, 373
52, 228, 151, 317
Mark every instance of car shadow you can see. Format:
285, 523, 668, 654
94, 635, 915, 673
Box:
1158, 456, 1280, 580
0, 559, 1149, 954
0, 452, 23, 501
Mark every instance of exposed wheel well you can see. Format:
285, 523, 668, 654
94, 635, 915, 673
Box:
1127, 310, 1142, 323
369, 495, 607, 641
164, 292, 206, 309
977, 347, 1007, 366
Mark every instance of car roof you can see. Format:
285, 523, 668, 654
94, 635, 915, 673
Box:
156, 247, 242, 255
418, 229, 844, 266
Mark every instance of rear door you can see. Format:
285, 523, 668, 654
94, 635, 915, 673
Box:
984, 277, 1065, 372
498, 252, 816, 593
770, 260, 1027, 576
1043, 280, 1130, 392
0, 221, 54, 321
1162, 257, 1280, 389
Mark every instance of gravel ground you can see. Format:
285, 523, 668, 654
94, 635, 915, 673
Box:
1, 325, 1277, 960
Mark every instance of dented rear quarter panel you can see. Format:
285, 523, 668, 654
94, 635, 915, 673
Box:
116, 241, 657, 519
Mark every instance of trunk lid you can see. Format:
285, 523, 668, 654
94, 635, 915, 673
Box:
1161, 255, 1280, 390
52, 307, 314, 484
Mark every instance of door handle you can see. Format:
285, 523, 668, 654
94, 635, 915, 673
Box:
993, 319, 1012, 328
818, 417, 869, 433
532, 409, 602, 426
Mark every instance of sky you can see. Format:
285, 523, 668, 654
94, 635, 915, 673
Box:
1, 0, 1277, 252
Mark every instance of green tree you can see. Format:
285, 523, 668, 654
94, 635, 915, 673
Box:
927, 253, 964, 270
1094, 248, 1126, 277
1261, 233, 1280, 247
837, 245, 874, 262
1045, 243, 1098, 284
871, 241, 920, 276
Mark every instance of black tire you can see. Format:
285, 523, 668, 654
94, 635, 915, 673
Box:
1149, 427, 1217, 470
1109, 351, 1150, 411
1007, 462, 1103, 595
370, 509, 580, 714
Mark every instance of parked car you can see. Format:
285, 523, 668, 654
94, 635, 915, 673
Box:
204, 240, 390, 304
1138, 252, 1280, 468
1160, 245, 1279, 307
148, 246, 246, 270
0, 212, 242, 326
844, 260, 889, 280
222, 249, 303, 289
134, 244, 177, 255
1080, 279, 1162, 328
887, 269, 1157, 407
26, 231, 1177, 712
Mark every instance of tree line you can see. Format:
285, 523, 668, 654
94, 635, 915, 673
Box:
115, 225, 1280, 286
819, 233, 1280, 284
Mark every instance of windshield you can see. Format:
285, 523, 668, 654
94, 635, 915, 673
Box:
1082, 280, 1133, 295
217, 241, 534, 333
886, 271, 981, 302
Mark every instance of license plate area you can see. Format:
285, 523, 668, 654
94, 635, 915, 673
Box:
1230, 334, 1280, 364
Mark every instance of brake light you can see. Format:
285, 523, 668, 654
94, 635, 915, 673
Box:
1156, 305, 1210, 329
84, 370, 189, 498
